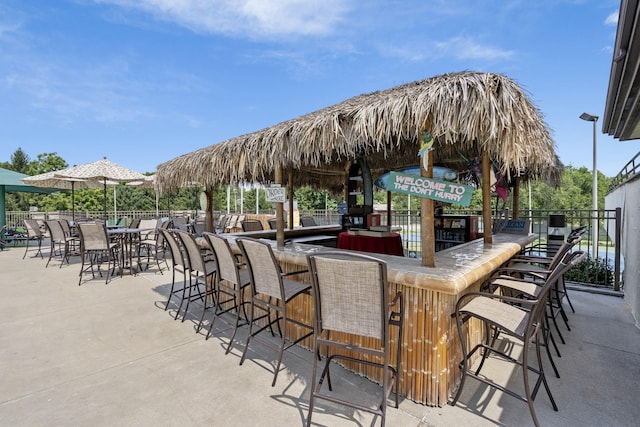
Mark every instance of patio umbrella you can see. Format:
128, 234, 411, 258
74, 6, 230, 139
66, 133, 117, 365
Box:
22, 170, 110, 221
54, 157, 146, 220
0, 167, 57, 228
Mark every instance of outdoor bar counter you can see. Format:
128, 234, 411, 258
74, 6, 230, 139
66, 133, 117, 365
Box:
221, 230, 535, 406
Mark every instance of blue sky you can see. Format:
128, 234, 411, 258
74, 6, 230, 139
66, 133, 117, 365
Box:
1, 0, 637, 178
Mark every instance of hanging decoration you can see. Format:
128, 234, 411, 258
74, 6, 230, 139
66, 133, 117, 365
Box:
419, 130, 434, 169
457, 152, 509, 202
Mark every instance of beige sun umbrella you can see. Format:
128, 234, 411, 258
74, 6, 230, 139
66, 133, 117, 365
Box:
22, 169, 116, 221
54, 157, 146, 220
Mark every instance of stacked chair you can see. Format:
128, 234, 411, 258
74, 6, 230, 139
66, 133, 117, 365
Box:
452, 238, 587, 427
492, 226, 587, 349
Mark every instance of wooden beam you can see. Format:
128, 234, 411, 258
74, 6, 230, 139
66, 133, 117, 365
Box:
276, 164, 285, 247
205, 184, 214, 233
288, 168, 294, 230
421, 151, 435, 267
512, 176, 520, 219
386, 190, 392, 227
481, 151, 493, 244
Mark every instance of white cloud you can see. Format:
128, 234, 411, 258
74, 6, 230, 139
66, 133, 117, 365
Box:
94, 0, 352, 39
605, 11, 618, 26
434, 36, 514, 61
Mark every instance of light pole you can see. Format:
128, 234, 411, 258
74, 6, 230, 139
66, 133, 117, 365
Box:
580, 112, 599, 259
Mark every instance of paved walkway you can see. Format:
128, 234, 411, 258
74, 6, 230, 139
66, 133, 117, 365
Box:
1, 245, 639, 426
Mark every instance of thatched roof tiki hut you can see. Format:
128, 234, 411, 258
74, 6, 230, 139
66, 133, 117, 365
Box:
156, 71, 561, 266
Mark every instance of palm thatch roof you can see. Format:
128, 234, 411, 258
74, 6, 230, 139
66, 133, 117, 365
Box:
156, 71, 561, 194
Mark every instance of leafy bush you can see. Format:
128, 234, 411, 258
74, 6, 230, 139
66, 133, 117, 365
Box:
565, 257, 615, 288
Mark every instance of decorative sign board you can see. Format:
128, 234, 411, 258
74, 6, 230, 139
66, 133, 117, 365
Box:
265, 186, 286, 203
494, 219, 530, 234
388, 172, 473, 206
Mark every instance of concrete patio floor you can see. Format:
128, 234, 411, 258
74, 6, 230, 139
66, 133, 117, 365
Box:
1, 244, 639, 426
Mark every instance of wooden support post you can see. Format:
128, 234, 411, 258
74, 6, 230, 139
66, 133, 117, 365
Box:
421, 151, 435, 267
288, 168, 294, 230
276, 164, 285, 247
205, 184, 214, 233
512, 176, 520, 220
481, 151, 493, 244
386, 191, 392, 227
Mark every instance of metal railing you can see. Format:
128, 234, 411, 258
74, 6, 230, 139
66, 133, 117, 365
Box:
6, 206, 622, 290
609, 150, 640, 191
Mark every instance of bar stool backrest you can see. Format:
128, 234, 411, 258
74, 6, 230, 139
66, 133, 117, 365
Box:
78, 222, 110, 251
308, 251, 387, 340
203, 232, 241, 285
236, 237, 282, 299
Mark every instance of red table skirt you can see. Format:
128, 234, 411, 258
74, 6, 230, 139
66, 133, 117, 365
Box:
337, 232, 404, 256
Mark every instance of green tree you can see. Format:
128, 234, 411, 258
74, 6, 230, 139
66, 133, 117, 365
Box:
10, 148, 31, 173
29, 153, 68, 174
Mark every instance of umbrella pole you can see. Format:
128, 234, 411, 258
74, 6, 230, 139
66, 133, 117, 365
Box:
71, 181, 75, 222
103, 179, 107, 221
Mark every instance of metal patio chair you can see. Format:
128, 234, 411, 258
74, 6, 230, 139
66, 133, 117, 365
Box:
160, 228, 193, 321
22, 219, 45, 259
240, 219, 263, 232
44, 219, 78, 268
200, 232, 251, 350
305, 251, 403, 427
77, 222, 120, 285
175, 230, 216, 325
237, 237, 313, 387
300, 216, 318, 227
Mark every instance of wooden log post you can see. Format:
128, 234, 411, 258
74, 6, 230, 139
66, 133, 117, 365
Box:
512, 176, 520, 220
205, 184, 214, 233
421, 150, 436, 267
288, 168, 294, 230
276, 164, 285, 247
481, 151, 493, 244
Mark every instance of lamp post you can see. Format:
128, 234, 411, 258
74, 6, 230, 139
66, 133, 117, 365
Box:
579, 112, 599, 259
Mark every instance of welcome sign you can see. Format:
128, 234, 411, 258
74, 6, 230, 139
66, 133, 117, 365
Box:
388, 172, 473, 206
